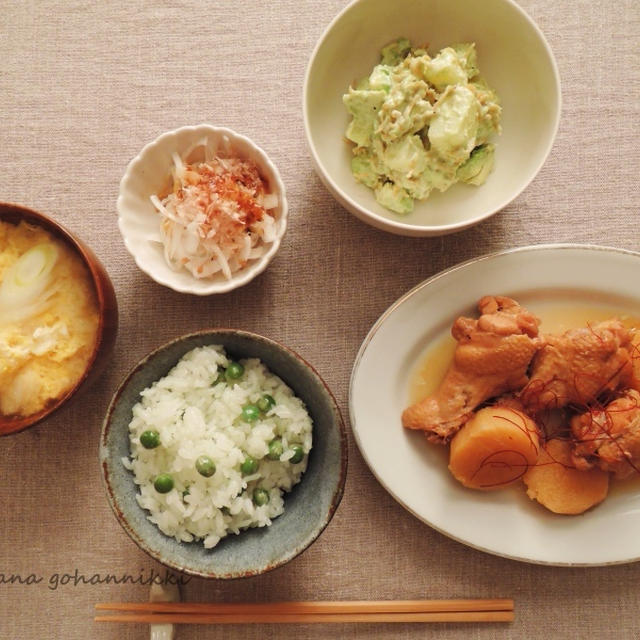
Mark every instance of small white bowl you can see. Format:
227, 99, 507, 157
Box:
303, 0, 561, 237
117, 125, 288, 294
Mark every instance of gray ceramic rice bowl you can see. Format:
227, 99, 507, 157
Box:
100, 329, 347, 579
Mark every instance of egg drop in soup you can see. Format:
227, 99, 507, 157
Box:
0, 220, 99, 418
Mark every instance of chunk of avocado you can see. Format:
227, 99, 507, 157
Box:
470, 79, 502, 144
374, 181, 414, 214
421, 159, 457, 192
343, 89, 386, 147
380, 37, 411, 66
368, 64, 392, 93
451, 43, 479, 79
351, 153, 381, 188
456, 144, 495, 185
391, 169, 432, 200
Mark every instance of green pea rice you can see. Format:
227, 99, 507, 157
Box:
123, 345, 313, 549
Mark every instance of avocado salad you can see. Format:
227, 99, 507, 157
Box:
343, 38, 501, 215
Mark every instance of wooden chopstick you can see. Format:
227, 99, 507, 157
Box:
94, 599, 514, 624
94, 611, 514, 624
96, 598, 513, 614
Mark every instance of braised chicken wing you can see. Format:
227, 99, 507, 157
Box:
571, 389, 640, 479
402, 295, 542, 443
520, 320, 633, 413
629, 331, 640, 392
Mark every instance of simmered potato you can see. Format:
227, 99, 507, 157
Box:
523, 438, 609, 514
449, 407, 540, 490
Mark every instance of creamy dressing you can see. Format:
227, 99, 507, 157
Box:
343, 39, 501, 215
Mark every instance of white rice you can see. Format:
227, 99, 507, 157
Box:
124, 345, 313, 549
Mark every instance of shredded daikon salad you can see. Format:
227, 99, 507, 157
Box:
150, 138, 278, 280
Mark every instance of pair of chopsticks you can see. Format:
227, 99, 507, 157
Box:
95, 598, 514, 624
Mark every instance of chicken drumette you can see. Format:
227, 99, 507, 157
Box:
520, 319, 633, 413
571, 389, 640, 479
402, 295, 542, 444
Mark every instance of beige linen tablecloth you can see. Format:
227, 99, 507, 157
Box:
1, 1, 639, 638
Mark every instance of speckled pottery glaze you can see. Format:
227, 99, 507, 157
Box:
100, 329, 347, 579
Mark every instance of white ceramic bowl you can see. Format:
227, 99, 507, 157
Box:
117, 125, 288, 294
303, 0, 561, 237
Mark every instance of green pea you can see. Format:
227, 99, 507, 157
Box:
241, 404, 260, 422
225, 361, 244, 380
267, 438, 284, 461
289, 445, 304, 464
213, 371, 226, 386
196, 455, 216, 477
257, 394, 275, 413
154, 473, 174, 493
240, 456, 258, 475
140, 430, 160, 449
252, 488, 270, 506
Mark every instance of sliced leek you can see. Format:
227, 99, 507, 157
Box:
0, 242, 59, 325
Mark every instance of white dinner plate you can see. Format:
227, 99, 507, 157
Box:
349, 244, 640, 566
